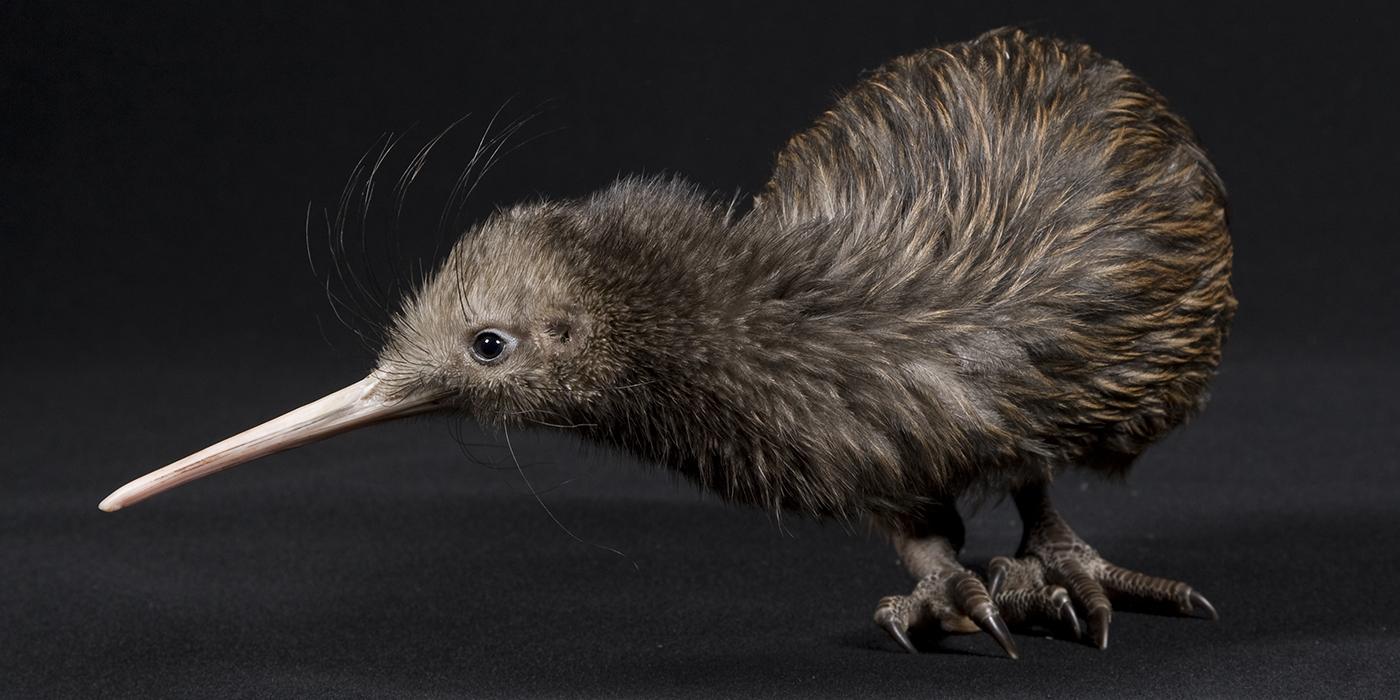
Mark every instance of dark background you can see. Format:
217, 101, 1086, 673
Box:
4, 1, 1398, 697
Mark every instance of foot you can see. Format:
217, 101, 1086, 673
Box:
991, 490, 1217, 649
874, 565, 1019, 658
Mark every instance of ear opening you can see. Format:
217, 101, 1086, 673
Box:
545, 319, 573, 344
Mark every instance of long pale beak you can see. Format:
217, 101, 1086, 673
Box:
99, 374, 446, 512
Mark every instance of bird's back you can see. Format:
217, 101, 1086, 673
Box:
748, 28, 1235, 476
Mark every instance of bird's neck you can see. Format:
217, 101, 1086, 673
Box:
568, 188, 849, 511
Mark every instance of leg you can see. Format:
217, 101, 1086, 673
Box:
874, 502, 1019, 658
989, 482, 1217, 649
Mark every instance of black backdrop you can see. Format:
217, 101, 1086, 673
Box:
3, 2, 1398, 697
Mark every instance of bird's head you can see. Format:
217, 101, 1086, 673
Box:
99, 199, 632, 512
376, 201, 625, 425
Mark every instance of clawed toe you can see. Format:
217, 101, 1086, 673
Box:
875, 570, 1019, 658
990, 544, 1217, 650
874, 599, 920, 654
1189, 589, 1219, 621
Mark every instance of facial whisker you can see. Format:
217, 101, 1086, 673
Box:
504, 423, 638, 569
508, 409, 598, 430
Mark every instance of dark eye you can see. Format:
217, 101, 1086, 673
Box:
470, 329, 514, 364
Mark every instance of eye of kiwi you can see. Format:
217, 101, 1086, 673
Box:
470, 329, 516, 364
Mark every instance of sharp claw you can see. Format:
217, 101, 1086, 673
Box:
882, 619, 918, 654
1088, 608, 1111, 650
1188, 590, 1219, 621
973, 609, 1020, 660
1053, 592, 1082, 640
987, 558, 1009, 599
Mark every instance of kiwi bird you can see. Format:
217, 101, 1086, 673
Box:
100, 28, 1234, 657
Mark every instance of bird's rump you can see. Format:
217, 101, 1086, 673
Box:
738, 28, 1235, 490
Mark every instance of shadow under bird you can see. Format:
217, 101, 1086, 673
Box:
101, 28, 1234, 657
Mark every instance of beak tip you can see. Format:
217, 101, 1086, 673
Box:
98, 494, 124, 512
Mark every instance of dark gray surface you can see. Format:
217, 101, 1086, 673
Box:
3, 336, 1398, 697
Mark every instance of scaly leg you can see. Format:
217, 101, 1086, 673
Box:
874, 503, 1022, 658
989, 482, 1218, 649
